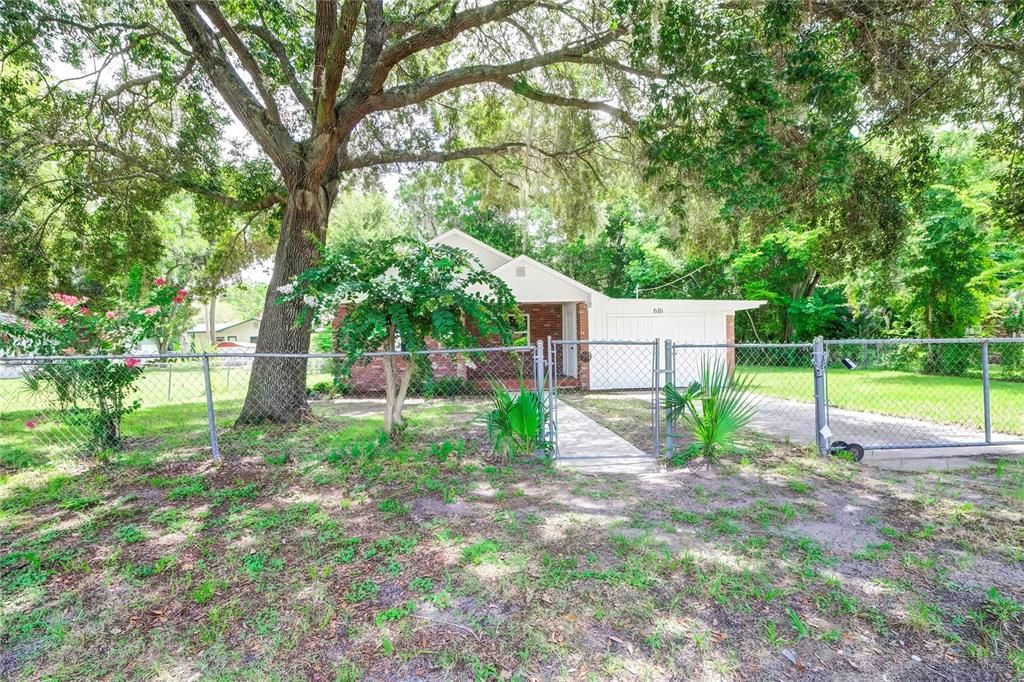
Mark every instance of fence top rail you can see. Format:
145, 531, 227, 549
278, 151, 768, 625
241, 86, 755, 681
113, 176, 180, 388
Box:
550, 339, 659, 346
0, 346, 535, 363
673, 342, 813, 349
825, 337, 1024, 346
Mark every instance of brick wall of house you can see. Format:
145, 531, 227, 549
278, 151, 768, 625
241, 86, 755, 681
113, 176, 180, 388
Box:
520, 303, 563, 344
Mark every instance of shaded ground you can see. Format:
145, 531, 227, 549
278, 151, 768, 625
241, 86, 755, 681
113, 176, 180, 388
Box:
3, 406, 1024, 680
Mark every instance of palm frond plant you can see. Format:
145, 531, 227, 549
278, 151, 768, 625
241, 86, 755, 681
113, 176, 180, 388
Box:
663, 357, 759, 466
485, 380, 547, 463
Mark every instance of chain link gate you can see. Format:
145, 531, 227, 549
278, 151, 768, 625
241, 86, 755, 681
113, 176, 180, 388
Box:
545, 339, 661, 461
821, 337, 1024, 454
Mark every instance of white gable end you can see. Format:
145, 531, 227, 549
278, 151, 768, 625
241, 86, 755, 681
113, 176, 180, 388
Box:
429, 229, 512, 271
492, 256, 602, 304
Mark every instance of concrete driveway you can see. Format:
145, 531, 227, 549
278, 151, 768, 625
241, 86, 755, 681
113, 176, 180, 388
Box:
575, 391, 1024, 471
748, 396, 1024, 471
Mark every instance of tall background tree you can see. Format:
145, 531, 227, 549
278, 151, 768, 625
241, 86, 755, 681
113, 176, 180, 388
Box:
1, 0, 646, 422
3, 0, 1023, 417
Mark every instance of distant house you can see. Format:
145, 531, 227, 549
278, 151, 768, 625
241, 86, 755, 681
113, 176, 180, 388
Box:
187, 317, 261, 350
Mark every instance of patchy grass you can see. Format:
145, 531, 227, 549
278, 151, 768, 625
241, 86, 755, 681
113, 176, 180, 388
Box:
1, 402, 1023, 680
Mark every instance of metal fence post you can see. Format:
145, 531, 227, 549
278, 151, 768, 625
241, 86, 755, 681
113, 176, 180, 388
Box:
663, 338, 674, 456
652, 339, 661, 458
202, 353, 221, 462
534, 340, 546, 442
981, 340, 992, 445
812, 336, 829, 456
547, 336, 557, 458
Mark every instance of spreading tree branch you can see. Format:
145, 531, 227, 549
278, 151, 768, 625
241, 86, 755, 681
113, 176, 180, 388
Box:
241, 23, 313, 113
166, 0, 297, 173
492, 75, 636, 126
61, 139, 286, 212
317, 0, 362, 127
367, 28, 623, 112
197, 1, 283, 125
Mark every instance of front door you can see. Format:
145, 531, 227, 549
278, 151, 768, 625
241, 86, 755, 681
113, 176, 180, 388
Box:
561, 303, 577, 377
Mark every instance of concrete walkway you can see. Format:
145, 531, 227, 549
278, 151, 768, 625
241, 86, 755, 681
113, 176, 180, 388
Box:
553, 400, 659, 474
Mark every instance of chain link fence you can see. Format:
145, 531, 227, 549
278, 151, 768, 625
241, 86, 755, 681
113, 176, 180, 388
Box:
0, 346, 542, 462
824, 338, 1024, 450
547, 340, 660, 457
4, 337, 1023, 465
668, 337, 1024, 457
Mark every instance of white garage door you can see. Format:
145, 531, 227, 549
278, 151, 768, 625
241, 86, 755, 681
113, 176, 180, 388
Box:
589, 314, 707, 389
606, 313, 707, 344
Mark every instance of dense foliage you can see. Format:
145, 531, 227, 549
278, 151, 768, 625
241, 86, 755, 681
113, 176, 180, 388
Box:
279, 238, 520, 432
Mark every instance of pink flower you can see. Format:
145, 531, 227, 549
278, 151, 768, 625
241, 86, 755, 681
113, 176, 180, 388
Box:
51, 293, 81, 307
62, 346, 76, 356
153, 277, 166, 286
21, 320, 33, 331
79, 306, 90, 315
143, 307, 158, 316
124, 357, 140, 368
173, 289, 188, 304
25, 420, 36, 430
106, 310, 119, 319
56, 318, 66, 326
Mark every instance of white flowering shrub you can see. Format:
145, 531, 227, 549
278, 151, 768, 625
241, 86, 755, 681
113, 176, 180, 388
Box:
279, 238, 521, 433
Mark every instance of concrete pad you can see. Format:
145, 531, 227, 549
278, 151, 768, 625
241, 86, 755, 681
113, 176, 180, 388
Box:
553, 400, 659, 474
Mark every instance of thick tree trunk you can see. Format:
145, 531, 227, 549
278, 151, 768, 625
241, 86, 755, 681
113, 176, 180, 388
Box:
237, 185, 334, 424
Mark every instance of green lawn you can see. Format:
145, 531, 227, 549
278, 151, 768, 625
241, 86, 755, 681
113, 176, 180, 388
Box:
738, 365, 1024, 435
2, 405, 1024, 679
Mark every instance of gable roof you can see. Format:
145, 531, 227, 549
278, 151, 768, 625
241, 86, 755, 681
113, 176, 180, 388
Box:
492, 255, 604, 304
188, 317, 261, 334
428, 229, 513, 271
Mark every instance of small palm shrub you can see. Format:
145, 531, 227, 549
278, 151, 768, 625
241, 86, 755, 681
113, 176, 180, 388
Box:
663, 358, 758, 465
485, 381, 545, 462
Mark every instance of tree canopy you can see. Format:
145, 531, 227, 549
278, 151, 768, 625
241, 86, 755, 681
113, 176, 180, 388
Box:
2, 0, 1023, 418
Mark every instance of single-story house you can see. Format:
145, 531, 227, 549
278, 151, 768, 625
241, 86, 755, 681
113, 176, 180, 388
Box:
340, 229, 764, 391
187, 317, 262, 350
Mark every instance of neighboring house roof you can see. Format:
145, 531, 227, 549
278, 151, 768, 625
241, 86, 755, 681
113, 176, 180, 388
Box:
188, 316, 261, 334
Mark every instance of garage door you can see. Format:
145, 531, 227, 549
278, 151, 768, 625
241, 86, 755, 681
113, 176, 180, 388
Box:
606, 313, 706, 344
588, 314, 707, 389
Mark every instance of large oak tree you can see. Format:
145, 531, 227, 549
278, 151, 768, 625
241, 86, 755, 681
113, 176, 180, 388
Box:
3, 0, 640, 422
3, 0, 1020, 422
